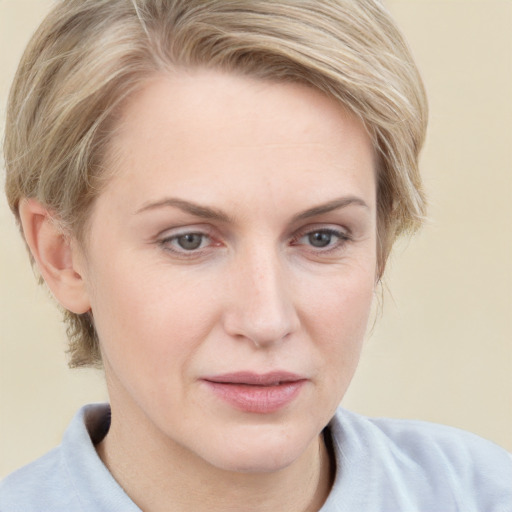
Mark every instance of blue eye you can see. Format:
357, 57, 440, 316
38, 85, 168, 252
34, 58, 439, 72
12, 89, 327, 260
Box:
160, 232, 210, 253
307, 231, 334, 248
296, 228, 349, 250
175, 233, 205, 251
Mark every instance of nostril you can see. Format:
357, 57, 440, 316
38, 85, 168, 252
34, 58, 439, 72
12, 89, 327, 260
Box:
223, 255, 299, 346
223, 308, 298, 348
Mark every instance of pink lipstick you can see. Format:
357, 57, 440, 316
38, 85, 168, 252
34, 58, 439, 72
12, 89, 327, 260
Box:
201, 371, 307, 413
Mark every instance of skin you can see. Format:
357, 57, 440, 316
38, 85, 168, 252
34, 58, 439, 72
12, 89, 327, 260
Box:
20, 69, 377, 512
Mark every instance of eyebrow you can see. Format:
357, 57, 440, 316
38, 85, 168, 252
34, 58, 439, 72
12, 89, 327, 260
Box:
135, 198, 232, 222
135, 196, 368, 223
291, 196, 369, 222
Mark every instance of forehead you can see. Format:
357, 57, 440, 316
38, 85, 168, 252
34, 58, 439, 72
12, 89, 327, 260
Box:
100, 69, 376, 214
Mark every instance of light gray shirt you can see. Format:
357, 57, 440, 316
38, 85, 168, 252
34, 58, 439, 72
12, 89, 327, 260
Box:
1, 404, 511, 511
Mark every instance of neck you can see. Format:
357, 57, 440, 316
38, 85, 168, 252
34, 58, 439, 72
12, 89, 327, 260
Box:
96, 402, 334, 512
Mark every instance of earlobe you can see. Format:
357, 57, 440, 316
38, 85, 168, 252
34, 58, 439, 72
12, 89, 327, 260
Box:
18, 198, 91, 314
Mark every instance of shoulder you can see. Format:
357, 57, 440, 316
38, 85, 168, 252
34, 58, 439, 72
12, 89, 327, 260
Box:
324, 408, 512, 511
0, 404, 137, 512
366, 413, 510, 465
0, 446, 79, 512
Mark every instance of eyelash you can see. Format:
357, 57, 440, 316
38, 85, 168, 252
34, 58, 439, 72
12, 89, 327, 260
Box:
157, 226, 351, 257
291, 227, 351, 253
158, 231, 216, 257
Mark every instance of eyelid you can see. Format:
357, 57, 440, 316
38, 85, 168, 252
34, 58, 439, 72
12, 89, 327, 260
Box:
156, 224, 222, 257
155, 222, 214, 239
290, 224, 352, 253
292, 223, 351, 241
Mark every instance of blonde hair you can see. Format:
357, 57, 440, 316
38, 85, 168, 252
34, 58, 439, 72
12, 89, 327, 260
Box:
4, 0, 428, 367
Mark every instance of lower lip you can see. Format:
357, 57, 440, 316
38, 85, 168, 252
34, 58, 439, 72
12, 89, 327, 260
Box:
203, 380, 306, 413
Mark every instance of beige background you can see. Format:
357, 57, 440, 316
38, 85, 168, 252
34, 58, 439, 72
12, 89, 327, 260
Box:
1, 0, 511, 477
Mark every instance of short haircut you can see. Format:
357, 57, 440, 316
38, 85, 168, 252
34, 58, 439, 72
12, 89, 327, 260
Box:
4, 0, 428, 367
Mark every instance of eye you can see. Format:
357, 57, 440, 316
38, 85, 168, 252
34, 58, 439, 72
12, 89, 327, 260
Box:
306, 231, 335, 248
293, 227, 350, 251
175, 233, 206, 251
159, 231, 212, 253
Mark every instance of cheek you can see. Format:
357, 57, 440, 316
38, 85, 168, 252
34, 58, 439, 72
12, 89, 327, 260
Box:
86, 263, 225, 417
86, 258, 219, 373
302, 261, 375, 333
300, 265, 375, 380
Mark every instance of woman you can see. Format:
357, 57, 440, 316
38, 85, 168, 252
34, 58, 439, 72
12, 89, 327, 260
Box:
1, 1, 510, 510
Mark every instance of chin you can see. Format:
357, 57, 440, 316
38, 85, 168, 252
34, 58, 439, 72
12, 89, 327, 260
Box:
197, 423, 319, 474
210, 448, 303, 474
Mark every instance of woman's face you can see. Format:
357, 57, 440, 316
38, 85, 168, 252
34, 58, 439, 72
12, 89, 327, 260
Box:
80, 69, 377, 473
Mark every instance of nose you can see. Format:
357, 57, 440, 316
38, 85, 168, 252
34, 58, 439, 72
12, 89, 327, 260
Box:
222, 248, 299, 348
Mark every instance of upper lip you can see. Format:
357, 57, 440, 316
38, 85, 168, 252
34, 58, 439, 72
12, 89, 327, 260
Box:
202, 371, 306, 386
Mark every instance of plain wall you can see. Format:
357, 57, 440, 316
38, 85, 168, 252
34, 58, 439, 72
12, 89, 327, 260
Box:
1, 0, 511, 477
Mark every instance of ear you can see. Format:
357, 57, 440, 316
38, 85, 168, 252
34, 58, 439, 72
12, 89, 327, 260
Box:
18, 198, 91, 314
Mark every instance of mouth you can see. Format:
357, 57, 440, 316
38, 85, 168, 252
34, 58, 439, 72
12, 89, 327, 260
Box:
201, 371, 307, 413
204, 371, 305, 386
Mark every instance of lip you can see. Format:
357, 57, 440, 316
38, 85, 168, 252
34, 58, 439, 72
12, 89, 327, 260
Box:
201, 371, 307, 413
